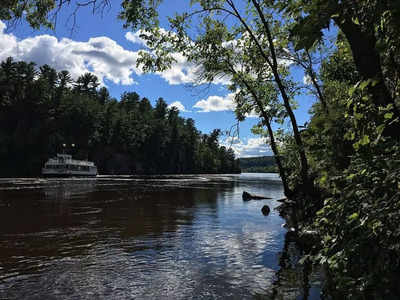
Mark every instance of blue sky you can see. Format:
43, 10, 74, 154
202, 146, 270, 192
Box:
0, 2, 316, 157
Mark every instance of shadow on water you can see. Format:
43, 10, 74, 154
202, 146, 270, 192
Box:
0, 174, 321, 299
267, 231, 322, 300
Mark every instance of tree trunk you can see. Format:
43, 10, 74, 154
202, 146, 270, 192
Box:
264, 116, 291, 197
250, 0, 311, 187
231, 63, 292, 196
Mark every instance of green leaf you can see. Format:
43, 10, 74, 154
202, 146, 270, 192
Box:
384, 112, 393, 119
346, 173, 356, 180
371, 79, 380, 87
359, 80, 370, 91
354, 113, 363, 120
376, 124, 385, 135
348, 86, 356, 97
352, 17, 360, 25
348, 212, 359, 221
360, 135, 370, 145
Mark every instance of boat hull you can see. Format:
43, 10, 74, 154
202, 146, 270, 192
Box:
42, 174, 98, 178
42, 169, 98, 177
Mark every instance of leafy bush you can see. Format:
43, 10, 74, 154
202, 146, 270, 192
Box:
313, 142, 400, 298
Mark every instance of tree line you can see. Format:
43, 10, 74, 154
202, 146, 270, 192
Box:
239, 156, 277, 173
0, 57, 240, 176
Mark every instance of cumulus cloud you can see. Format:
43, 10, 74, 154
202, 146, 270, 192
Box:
192, 92, 262, 117
245, 110, 260, 118
221, 137, 272, 157
193, 92, 236, 112
125, 31, 148, 47
125, 28, 174, 48
168, 101, 190, 112
155, 52, 230, 86
156, 52, 202, 85
125, 28, 199, 85
0, 21, 241, 89
0, 21, 142, 86
0, 22, 220, 87
0, 22, 18, 60
125, 28, 231, 86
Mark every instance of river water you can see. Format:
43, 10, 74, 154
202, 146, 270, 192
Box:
0, 173, 321, 299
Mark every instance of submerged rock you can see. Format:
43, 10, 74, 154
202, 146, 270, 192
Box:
261, 205, 270, 216
242, 191, 271, 201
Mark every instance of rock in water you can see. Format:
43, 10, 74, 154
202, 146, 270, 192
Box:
242, 191, 271, 201
242, 191, 252, 200
261, 205, 270, 216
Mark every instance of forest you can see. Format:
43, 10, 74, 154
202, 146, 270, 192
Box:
239, 156, 277, 173
0, 58, 240, 176
1, 0, 400, 298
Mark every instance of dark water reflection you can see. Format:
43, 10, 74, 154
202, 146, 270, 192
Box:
0, 174, 320, 299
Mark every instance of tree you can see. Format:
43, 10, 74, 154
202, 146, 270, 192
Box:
282, 0, 400, 137
154, 97, 167, 119
74, 72, 100, 96
97, 87, 110, 105
0, 0, 113, 29
122, 1, 310, 194
120, 91, 140, 111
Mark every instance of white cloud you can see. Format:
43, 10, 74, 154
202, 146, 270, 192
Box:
221, 137, 272, 158
191, 91, 261, 117
0, 22, 218, 87
0, 22, 232, 88
125, 31, 148, 47
126, 28, 231, 86
245, 110, 260, 118
156, 53, 230, 86
303, 74, 312, 85
193, 92, 236, 112
168, 101, 190, 112
0, 22, 18, 59
156, 52, 202, 85
0, 21, 142, 86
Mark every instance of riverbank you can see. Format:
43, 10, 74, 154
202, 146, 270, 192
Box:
276, 179, 400, 299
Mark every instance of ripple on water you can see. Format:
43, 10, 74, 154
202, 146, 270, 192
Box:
0, 174, 320, 299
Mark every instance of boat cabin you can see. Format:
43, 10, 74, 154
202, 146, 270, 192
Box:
42, 154, 97, 176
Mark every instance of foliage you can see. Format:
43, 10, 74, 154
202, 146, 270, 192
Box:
288, 11, 400, 298
313, 144, 400, 298
120, 0, 314, 196
268, 1, 400, 296
239, 156, 278, 173
0, 57, 240, 176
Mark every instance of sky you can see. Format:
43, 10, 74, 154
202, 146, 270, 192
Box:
0, 1, 316, 158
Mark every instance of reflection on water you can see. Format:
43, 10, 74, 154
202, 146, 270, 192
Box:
0, 174, 320, 299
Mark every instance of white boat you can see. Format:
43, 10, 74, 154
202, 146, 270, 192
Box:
42, 154, 98, 177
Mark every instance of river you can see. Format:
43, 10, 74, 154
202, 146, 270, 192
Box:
0, 173, 321, 299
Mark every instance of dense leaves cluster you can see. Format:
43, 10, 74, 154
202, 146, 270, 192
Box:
0, 57, 240, 176
282, 6, 400, 297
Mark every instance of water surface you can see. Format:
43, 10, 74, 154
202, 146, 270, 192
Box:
0, 173, 320, 299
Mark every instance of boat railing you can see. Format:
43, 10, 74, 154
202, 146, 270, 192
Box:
45, 158, 95, 167
67, 159, 95, 167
